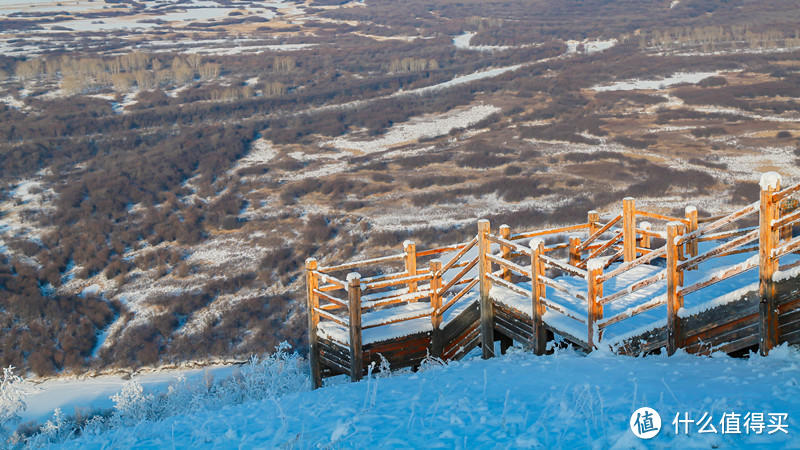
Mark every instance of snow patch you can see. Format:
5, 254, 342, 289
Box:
592, 71, 720, 92
759, 171, 782, 191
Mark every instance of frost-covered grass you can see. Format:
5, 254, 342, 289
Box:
1, 344, 307, 448
7, 344, 800, 448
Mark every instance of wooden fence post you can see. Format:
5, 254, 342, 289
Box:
478, 219, 494, 359
639, 221, 651, 250
588, 210, 600, 237
347, 272, 363, 381
759, 172, 781, 356
530, 239, 547, 355
623, 197, 636, 262
404, 240, 417, 293
430, 259, 443, 358
685, 206, 698, 260
499, 224, 511, 281
779, 200, 794, 242
666, 222, 684, 355
305, 258, 322, 389
569, 236, 581, 266
586, 258, 604, 350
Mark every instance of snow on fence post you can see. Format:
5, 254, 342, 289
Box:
478, 219, 495, 359
759, 172, 781, 356
666, 222, 684, 355
640, 221, 652, 250
623, 197, 636, 262
530, 239, 547, 355
587, 210, 600, 237
430, 259, 443, 358
347, 272, 363, 381
685, 206, 699, 260
403, 240, 417, 294
305, 258, 322, 389
499, 224, 512, 281
569, 236, 581, 266
586, 258, 604, 350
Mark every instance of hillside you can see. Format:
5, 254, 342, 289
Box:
4, 344, 800, 448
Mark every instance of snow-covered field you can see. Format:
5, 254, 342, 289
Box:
5, 344, 799, 448
592, 71, 720, 92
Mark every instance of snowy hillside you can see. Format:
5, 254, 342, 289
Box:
4, 345, 800, 448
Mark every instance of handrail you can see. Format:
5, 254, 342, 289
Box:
773, 209, 800, 230
486, 233, 531, 256
487, 272, 528, 297
597, 246, 666, 283
773, 182, 800, 203
486, 253, 531, 278
599, 271, 665, 306
510, 223, 589, 240
636, 209, 690, 225
678, 229, 758, 271
577, 215, 622, 251
581, 230, 624, 263
696, 227, 757, 243
439, 256, 479, 294
540, 298, 586, 324
538, 275, 586, 302
361, 289, 431, 311
539, 254, 588, 278
773, 235, 800, 259
417, 242, 469, 257
313, 271, 347, 289
315, 308, 348, 326
598, 295, 666, 329
363, 272, 433, 291
362, 309, 432, 330
440, 237, 478, 274
679, 256, 758, 297
677, 202, 758, 245
359, 268, 431, 286
440, 278, 479, 314
318, 253, 405, 273
314, 289, 348, 309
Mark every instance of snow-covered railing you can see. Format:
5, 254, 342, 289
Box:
305, 173, 800, 387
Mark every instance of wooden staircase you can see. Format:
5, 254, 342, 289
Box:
305, 172, 800, 388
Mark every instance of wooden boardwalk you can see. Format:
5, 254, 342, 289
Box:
305, 172, 800, 388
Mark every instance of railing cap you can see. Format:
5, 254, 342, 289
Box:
529, 238, 544, 250
346, 272, 361, 283
586, 258, 605, 272
685, 205, 697, 214
403, 239, 415, 249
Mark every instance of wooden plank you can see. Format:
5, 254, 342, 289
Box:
440, 256, 479, 294
539, 298, 586, 324
319, 337, 350, 360
319, 253, 405, 273
569, 236, 581, 267
542, 322, 590, 350
306, 258, 321, 389
417, 242, 468, 257
494, 312, 533, 340
538, 275, 586, 302
588, 211, 600, 237
442, 301, 479, 343
363, 272, 432, 291
772, 181, 800, 203
678, 202, 758, 246
495, 320, 531, 346
487, 233, 531, 256
447, 332, 481, 361
511, 223, 590, 240
440, 277, 479, 315
539, 254, 588, 278
313, 289, 348, 309
582, 231, 624, 264
487, 253, 532, 278
577, 214, 622, 251
362, 310, 432, 330
488, 272, 530, 298
444, 320, 480, 355
772, 209, 800, 231
319, 353, 350, 375
696, 227, 758, 243
347, 273, 363, 382
680, 257, 758, 297
599, 295, 666, 329
359, 269, 429, 286
773, 235, 800, 259
441, 237, 477, 274
636, 209, 690, 225
315, 308, 348, 327
313, 271, 347, 289
781, 328, 800, 345
678, 229, 758, 271
684, 313, 759, 347
361, 290, 432, 311
599, 271, 665, 306
686, 206, 699, 258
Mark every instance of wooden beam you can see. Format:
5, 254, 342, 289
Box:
530, 239, 547, 355
499, 225, 512, 281
587, 210, 600, 237
623, 198, 636, 262
759, 172, 781, 356
347, 272, 363, 382
666, 222, 683, 355
404, 240, 418, 294
586, 258, 603, 349
478, 219, 495, 359
639, 221, 651, 249
569, 236, 581, 267
685, 206, 698, 259
306, 258, 322, 389
430, 259, 443, 358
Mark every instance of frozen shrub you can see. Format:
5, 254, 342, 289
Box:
0, 366, 26, 438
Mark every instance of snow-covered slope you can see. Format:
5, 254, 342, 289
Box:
20, 345, 800, 448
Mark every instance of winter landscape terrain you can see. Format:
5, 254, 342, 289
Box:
1, 0, 800, 445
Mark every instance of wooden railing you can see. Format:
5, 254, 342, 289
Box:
306, 172, 800, 387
